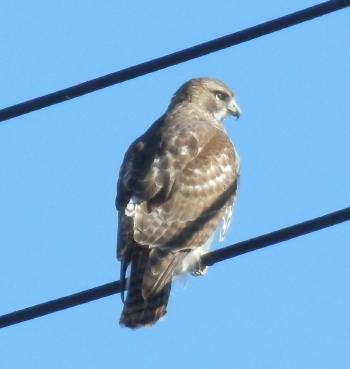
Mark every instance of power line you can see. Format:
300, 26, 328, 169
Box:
1, 207, 349, 329
202, 206, 350, 266
1, 0, 349, 123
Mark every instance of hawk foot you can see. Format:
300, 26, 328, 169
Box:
191, 265, 208, 277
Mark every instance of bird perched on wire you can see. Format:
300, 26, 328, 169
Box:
116, 78, 241, 328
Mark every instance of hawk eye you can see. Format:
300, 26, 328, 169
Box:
214, 91, 229, 101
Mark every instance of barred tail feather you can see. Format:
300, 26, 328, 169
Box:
120, 247, 172, 328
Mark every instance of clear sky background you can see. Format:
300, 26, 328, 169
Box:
1, 1, 349, 368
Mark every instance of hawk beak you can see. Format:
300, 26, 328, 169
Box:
228, 99, 241, 120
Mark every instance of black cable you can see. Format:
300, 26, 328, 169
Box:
1, 0, 349, 123
202, 206, 350, 266
0, 207, 349, 329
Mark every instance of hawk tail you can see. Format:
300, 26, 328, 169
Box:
120, 247, 172, 329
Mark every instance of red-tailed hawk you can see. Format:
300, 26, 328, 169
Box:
116, 78, 241, 328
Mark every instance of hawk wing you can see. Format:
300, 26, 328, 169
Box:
117, 113, 239, 298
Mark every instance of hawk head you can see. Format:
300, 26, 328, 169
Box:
168, 77, 241, 122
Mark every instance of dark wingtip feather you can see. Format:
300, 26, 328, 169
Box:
119, 289, 169, 328
119, 246, 172, 329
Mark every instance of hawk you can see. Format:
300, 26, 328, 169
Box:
116, 78, 241, 328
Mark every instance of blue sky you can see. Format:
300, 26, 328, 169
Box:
1, 1, 349, 368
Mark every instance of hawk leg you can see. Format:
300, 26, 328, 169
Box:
191, 261, 208, 276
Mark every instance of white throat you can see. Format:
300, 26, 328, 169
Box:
213, 109, 228, 122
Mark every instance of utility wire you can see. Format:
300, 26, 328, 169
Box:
0, 207, 349, 329
1, 0, 349, 123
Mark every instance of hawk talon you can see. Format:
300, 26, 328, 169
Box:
191, 265, 208, 277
